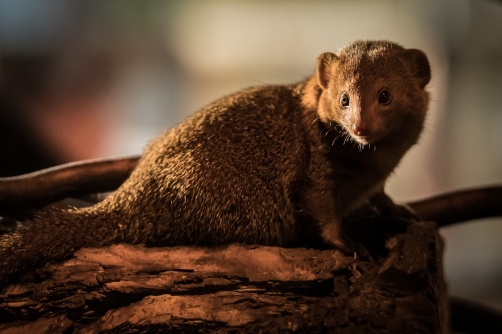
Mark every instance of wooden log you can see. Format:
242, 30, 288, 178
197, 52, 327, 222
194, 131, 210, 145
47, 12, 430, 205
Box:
0, 213, 447, 333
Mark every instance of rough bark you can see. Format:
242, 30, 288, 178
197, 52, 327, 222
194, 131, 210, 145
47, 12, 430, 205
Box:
0, 211, 447, 334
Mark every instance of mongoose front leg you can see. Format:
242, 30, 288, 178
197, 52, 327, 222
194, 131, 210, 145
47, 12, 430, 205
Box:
369, 189, 420, 222
303, 188, 372, 261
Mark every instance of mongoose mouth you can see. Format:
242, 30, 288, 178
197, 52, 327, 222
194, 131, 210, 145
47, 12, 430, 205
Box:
349, 132, 381, 146
351, 134, 371, 145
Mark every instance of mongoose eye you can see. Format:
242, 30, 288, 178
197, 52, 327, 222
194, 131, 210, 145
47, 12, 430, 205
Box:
378, 89, 391, 105
340, 92, 350, 108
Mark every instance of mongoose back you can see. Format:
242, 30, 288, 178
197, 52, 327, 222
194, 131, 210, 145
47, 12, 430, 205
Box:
0, 40, 431, 286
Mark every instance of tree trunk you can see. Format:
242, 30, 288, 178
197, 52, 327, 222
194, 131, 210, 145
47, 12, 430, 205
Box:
0, 211, 448, 333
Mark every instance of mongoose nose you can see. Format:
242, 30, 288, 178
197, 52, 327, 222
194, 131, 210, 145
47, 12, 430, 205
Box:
353, 124, 370, 137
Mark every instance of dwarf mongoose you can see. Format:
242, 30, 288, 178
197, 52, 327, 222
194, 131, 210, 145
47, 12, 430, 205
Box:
0, 40, 430, 286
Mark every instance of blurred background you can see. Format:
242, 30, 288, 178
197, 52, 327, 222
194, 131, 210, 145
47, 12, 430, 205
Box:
0, 0, 501, 311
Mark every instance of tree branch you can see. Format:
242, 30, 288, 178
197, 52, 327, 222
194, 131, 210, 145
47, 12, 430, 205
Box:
1, 158, 500, 226
0, 156, 139, 212
408, 186, 502, 227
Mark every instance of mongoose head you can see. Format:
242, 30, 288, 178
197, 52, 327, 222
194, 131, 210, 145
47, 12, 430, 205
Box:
314, 40, 431, 146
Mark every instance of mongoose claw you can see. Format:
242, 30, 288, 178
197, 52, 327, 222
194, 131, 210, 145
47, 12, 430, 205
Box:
333, 237, 373, 263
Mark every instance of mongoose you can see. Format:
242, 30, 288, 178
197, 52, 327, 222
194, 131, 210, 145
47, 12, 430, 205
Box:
0, 40, 430, 286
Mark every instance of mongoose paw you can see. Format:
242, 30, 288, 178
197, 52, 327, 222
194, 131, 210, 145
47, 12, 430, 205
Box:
393, 203, 420, 220
379, 203, 421, 228
370, 192, 421, 223
332, 237, 373, 263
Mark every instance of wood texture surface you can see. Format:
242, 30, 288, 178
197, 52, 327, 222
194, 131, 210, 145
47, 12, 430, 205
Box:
0, 212, 447, 334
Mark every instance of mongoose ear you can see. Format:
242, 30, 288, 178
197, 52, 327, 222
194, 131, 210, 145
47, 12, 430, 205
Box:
316, 52, 338, 90
405, 49, 431, 89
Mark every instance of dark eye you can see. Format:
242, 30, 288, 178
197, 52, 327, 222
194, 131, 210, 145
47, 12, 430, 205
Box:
340, 92, 350, 108
378, 89, 391, 105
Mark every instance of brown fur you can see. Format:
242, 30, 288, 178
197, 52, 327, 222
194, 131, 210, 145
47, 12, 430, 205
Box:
0, 40, 430, 286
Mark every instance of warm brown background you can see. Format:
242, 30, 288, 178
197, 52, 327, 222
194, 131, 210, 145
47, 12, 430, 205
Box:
0, 0, 501, 311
